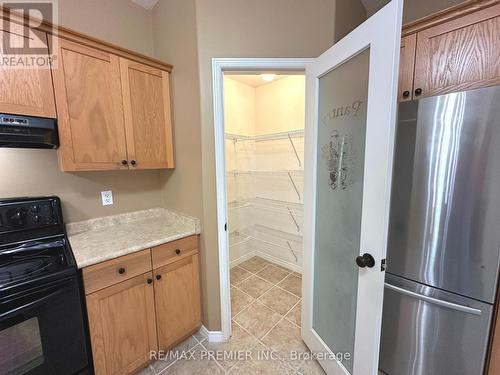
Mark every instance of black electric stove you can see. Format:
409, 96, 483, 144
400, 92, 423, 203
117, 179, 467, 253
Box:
0, 197, 91, 375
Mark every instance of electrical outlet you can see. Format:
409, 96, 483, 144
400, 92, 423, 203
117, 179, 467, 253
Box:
101, 190, 113, 206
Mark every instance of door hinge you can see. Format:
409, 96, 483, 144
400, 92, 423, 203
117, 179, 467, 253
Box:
224, 223, 227, 231
381, 258, 387, 272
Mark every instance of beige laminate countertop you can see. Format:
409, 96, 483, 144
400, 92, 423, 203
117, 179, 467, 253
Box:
66, 208, 201, 268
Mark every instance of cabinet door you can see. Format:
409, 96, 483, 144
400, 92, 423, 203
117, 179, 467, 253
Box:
86, 272, 157, 375
53, 39, 128, 171
154, 254, 201, 349
414, 4, 500, 99
120, 58, 174, 169
0, 22, 56, 117
398, 34, 416, 102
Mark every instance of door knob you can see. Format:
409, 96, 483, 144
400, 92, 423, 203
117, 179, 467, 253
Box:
414, 88, 422, 96
402, 90, 410, 97
355, 253, 375, 268
121, 160, 128, 165
156, 274, 162, 280
130, 160, 137, 166
147, 278, 153, 284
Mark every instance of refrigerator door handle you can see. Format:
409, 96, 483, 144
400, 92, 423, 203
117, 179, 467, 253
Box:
384, 283, 482, 316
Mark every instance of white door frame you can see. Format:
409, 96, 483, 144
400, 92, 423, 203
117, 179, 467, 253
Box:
302, 1, 403, 374
212, 58, 313, 341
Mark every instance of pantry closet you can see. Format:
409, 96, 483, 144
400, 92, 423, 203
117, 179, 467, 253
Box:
224, 73, 305, 273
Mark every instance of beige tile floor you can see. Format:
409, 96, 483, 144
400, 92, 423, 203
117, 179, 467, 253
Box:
140, 256, 326, 374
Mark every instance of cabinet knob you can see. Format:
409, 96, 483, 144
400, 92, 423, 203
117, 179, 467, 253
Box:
121, 160, 128, 165
402, 90, 410, 98
414, 88, 422, 96
147, 278, 153, 284
156, 274, 162, 280
118, 267, 126, 274
175, 249, 181, 255
130, 160, 137, 166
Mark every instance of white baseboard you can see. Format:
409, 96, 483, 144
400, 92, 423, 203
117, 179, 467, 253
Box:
229, 250, 256, 268
199, 325, 227, 343
230, 249, 302, 274
255, 250, 302, 274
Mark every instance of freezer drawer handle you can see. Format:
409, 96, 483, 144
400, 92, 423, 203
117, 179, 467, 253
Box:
384, 283, 482, 316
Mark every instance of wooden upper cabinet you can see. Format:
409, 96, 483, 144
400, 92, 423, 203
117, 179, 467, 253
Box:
413, 3, 500, 99
398, 34, 417, 102
53, 39, 128, 171
120, 58, 174, 169
0, 22, 56, 118
86, 272, 157, 375
154, 254, 201, 349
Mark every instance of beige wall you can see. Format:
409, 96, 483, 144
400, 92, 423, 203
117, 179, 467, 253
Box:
150, 0, 208, 326
0, 0, 160, 223
363, 0, 467, 23
255, 76, 305, 135
224, 77, 256, 135
403, 0, 466, 23
0, 150, 163, 222
153, 0, 203, 219
58, 0, 154, 56
195, 0, 336, 330
334, 0, 367, 42
224, 75, 305, 136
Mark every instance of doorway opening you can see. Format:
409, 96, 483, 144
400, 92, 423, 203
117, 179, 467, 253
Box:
212, 58, 311, 341
225, 71, 305, 331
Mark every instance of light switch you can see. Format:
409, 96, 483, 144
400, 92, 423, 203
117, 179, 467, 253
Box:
101, 190, 113, 206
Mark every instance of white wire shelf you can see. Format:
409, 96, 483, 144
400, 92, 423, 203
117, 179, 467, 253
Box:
234, 224, 303, 262
227, 169, 303, 175
228, 231, 252, 247
225, 129, 304, 142
228, 197, 303, 212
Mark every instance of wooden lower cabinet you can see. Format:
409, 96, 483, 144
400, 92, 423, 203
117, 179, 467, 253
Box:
153, 254, 202, 349
83, 237, 201, 374
86, 272, 158, 375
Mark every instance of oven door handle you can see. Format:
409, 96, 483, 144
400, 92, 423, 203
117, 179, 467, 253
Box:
0, 279, 73, 320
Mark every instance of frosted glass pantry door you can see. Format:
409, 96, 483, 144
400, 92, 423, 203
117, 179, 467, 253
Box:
301, 1, 403, 374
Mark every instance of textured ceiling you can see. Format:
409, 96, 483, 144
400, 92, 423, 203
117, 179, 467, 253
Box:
130, 0, 159, 10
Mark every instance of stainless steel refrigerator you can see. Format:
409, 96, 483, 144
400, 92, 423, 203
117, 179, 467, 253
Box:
379, 85, 500, 375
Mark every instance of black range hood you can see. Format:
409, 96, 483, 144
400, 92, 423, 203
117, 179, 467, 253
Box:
0, 113, 59, 149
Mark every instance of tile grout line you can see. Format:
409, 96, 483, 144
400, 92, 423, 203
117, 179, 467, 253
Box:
228, 258, 306, 373
233, 262, 300, 297
231, 258, 301, 323
231, 273, 298, 321
234, 272, 300, 300
257, 298, 305, 372
230, 318, 300, 374
152, 259, 303, 375
155, 337, 204, 375
238, 258, 305, 372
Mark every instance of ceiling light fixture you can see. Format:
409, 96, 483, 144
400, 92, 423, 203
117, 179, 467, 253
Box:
261, 74, 276, 82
